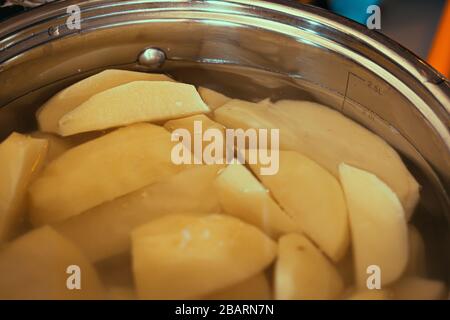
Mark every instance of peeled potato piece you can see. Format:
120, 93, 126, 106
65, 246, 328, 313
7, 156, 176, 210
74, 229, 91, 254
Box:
214, 99, 419, 218
249, 151, 349, 262
132, 214, 277, 300
0, 133, 48, 242
205, 273, 272, 300
164, 114, 225, 137
339, 163, 408, 287
0, 226, 105, 299
37, 69, 173, 133
107, 286, 136, 300
55, 164, 224, 262
406, 225, 427, 276
29, 123, 185, 225
198, 87, 231, 110
96, 254, 136, 300
30, 131, 76, 164
58, 81, 210, 136
347, 289, 392, 300
30, 131, 107, 164
391, 277, 447, 300
275, 234, 344, 300
165, 114, 226, 161
214, 162, 297, 238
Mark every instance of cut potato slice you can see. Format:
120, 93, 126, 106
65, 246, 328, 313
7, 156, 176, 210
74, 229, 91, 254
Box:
336, 252, 355, 287
391, 277, 446, 300
164, 114, 225, 135
214, 162, 297, 238
96, 254, 136, 300
274, 234, 344, 300
37, 69, 173, 133
29, 123, 185, 225
55, 164, 224, 262
198, 87, 231, 110
30, 131, 75, 163
0, 133, 48, 241
30, 131, 106, 164
406, 225, 427, 276
249, 151, 349, 262
58, 81, 210, 136
107, 286, 136, 300
165, 114, 226, 160
339, 163, 409, 287
214, 99, 419, 218
205, 273, 271, 300
347, 289, 392, 300
0, 226, 105, 299
132, 214, 277, 299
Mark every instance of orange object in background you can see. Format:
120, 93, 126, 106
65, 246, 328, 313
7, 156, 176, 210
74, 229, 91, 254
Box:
428, 0, 450, 78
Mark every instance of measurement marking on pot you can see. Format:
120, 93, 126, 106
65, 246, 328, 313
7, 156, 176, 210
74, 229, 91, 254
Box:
342, 72, 393, 130
341, 72, 351, 112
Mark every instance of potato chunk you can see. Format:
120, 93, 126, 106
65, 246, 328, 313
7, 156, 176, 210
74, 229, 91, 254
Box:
215, 162, 297, 238
30, 131, 106, 164
214, 99, 419, 218
0, 226, 105, 299
274, 234, 344, 300
392, 277, 447, 300
132, 214, 277, 299
405, 225, 427, 276
249, 151, 349, 262
37, 69, 173, 133
347, 289, 393, 300
198, 87, 231, 110
205, 273, 271, 300
55, 164, 224, 262
58, 81, 210, 136
29, 123, 185, 225
0, 133, 48, 241
339, 163, 408, 287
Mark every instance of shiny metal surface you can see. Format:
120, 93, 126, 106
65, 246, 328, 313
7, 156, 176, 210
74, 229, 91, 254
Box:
138, 47, 166, 70
0, 0, 449, 280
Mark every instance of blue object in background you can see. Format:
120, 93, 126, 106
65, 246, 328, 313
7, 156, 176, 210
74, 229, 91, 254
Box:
329, 0, 381, 24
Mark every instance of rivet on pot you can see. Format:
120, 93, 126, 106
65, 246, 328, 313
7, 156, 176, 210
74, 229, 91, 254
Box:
137, 48, 166, 70
48, 26, 60, 36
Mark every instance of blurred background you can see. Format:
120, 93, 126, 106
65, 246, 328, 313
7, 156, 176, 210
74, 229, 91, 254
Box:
0, 0, 449, 77
297, 0, 449, 78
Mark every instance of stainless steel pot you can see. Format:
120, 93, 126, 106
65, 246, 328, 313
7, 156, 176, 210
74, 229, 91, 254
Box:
0, 0, 449, 283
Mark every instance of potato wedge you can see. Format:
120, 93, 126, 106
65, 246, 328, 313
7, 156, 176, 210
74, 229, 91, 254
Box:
274, 234, 344, 300
391, 277, 446, 300
0, 226, 105, 299
205, 273, 271, 300
29, 123, 185, 225
58, 81, 210, 136
249, 151, 349, 262
164, 114, 225, 136
132, 214, 277, 299
214, 162, 297, 238
37, 69, 173, 133
347, 289, 392, 300
198, 87, 231, 110
406, 225, 427, 276
30, 131, 106, 164
0, 133, 48, 241
339, 163, 408, 287
214, 99, 419, 218
165, 114, 226, 161
96, 254, 136, 300
55, 164, 224, 262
